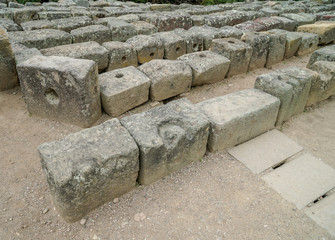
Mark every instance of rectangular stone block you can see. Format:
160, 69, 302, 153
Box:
178, 51, 230, 86
38, 11, 72, 20
12, 7, 41, 24
71, 24, 112, 44
218, 26, 244, 39
210, 38, 253, 77
269, 29, 302, 58
297, 21, 335, 45
99, 66, 150, 116
234, 21, 268, 32
52, 16, 93, 32
263, 31, 286, 67
197, 89, 280, 152
8, 29, 72, 50
131, 21, 158, 35
41, 41, 109, 73
20, 19, 56, 31
173, 28, 204, 53
120, 99, 210, 185
281, 13, 316, 26
11, 43, 42, 65
38, 118, 139, 222
271, 16, 297, 31
254, 17, 284, 30
0, 18, 22, 31
308, 45, 335, 67
152, 32, 186, 60
16, 55, 101, 127
295, 32, 319, 56
138, 59, 192, 101
188, 26, 222, 50
106, 19, 137, 42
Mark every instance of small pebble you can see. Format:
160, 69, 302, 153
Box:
42, 208, 49, 214
113, 198, 119, 204
80, 218, 87, 225
134, 212, 146, 222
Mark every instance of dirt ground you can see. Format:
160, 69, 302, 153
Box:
1, 54, 334, 240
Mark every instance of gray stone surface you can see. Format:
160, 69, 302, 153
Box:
218, 26, 244, 39
117, 14, 140, 23
106, 19, 137, 42
262, 153, 335, 209
71, 24, 112, 44
197, 89, 280, 152
52, 16, 93, 32
281, 13, 316, 26
0, 18, 22, 31
188, 26, 222, 50
16, 55, 101, 127
173, 28, 204, 53
38, 11, 72, 20
298, 21, 335, 45
120, 99, 210, 185
254, 17, 284, 30
11, 43, 42, 65
269, 29, 302, 58
139, 59, 192, 101
38, 118, 139, 222
295, 32, 319, 56
263, 31, 286, 67
12, 7, 41, 24
308, 44, 335, 67
8, 29, 72, 50
152, 32, 186, 60
271, 16, 297, 31
210, 38, 253, 77
99, 66, 150, 116
131, 21, 157, 35
41, 41, 109, 73
234, 21, 267, 32
178, 51, 230, 86
228, 129, 303, 174
20, 19, 56, 31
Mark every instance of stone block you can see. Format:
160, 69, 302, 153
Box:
307, 61, 335, 106
52, 16, 93, 32
0, 19, 22, 31
99, 66, 150, 116
190, 15, 204, 26
38, 118, 139, 222
308, 44, 335, 67
20, 19, 57, 31
117, 14, 140, 23
152, 32, 186, 60
294, 32, 319, 56
260, 8, 281, 17
38, 11, 72, 20
254, 67, 317, 125
120, 99, 210, 185
297, 21, 335, 45
0, 28, 18, 91
218, 26, 244, 39
271, 16, 297, 31
126, 35, 164, 64
41, 41, 108, 73
210, 38, 253, 78
281, 13, 316, 26
12, 7, 41, 24
139, 59, 192, 101
131, 21, 157, 35
188, 26, 221, 50
16, 55, 101, 127
254, 17, 284, 30
89, 0, 110, 7
71, 24, 112, 44
197, 89, 280, 152
269, 29, 302, 58
106, 19, 137, 42
11, 43, 42, 65
0, 9, 13, 20
173, 28, 204, 53
178, 51, 230, 86
263, 31, 286, 67
241, 32, 270, 71
234, 21, 267, 32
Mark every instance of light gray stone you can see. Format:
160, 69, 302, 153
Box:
71, 24, 112, 44
295, 32, 319, 56
0, 18, 22, 31
20, 19, 56, 31
218, 26, 244, 39
271, 16, 297, 31
120, 99, 210, 185
152, 32, 186, 60
281, 13, 317, 26
117, 14, 140, 23
12, 7, 41, 24
269, 29, 302, 58
11, 43, 42, 65
173, 28, 204, 53
131, 21, 157, 35
308, 45, 335, 67
16, 55, 101, 127
188, 26, 222, 50
38, 11, 72, 20
297, 21, 335, 45
52, 16, 93, 32
263, 31, 286, 67
106, 19, 137, 42
38, 118, 139, 222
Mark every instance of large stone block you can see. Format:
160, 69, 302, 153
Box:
210, 38, 253, 77
38, 118, 139, 222
126, 35, 164, 64
188, 26, 222, 50
71, 24, 112, 44
254, 67, 317, 125
139, 59, 192, 101
120, 99, 210, 185
294, 32, 319, 56
0, 19, 22, 31
38, 11, 72, 20
308, 45, 335, 67
254, 17, 284, 30
106, 19, 137, 42
0, 28, 18, 91
17, 55, 101, 127
131, 21, 158, 35
281, 13, 316, 26
197, 89, 280, 152
271, 16, 297, 31
307, 61, 335, 106
11, 43, 42, 65
52, 16, 93, 32
234, 21, 268, 32
8, 29, 72, 50
218, 26, 244, 39
297, 21, 335, 45
99, 66, 150, 116
12, 7, 41, 24
269, 29, 302, 58
178, 51, 230, 86
152, 32, 186, 60
41, 41, 109, 73
173, 28, 204, 53
20, 19, 56, 31
263, 31, 286, 67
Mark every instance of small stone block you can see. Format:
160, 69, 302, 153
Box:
71, 24, 112, 45
307, 45, 335, 67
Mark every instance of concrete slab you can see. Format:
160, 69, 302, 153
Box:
262, 153, 335, 209
228, 130, 303, 174
305, 193, 335, 237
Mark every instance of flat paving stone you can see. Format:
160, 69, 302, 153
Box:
305, 193, 335, 237
262, 153, 335, 209
228, 129, 303, 174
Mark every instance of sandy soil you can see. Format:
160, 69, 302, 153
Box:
1, 54, 334, 240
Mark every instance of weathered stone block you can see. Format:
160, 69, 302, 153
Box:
294, 32, 319, 56
12, 7, 41, 24
307, 61, 335, 106
8, 29, 72, 50
269, 29, 302, 58
263, 31, 286, 67
254, 17, 284, 30
188, 26, 222, 50
106, 19, 137, 42
120, 99, 210, 185
308, 45, 335, 67
117, 14, 140, 23
52, 16, 93, 32
281, 13, 316, 26
0, 28, 18, 91
218, 26, 244, 39
139, 59, 192, 101
173, 28, 204, 53
197, 89, 280, 152
297, 21, 335, 45
20, 19, 57, 31
254, 67, 317, 125
38, 118, 139, 222
0, 9, 13, 20
99, 66, 150, 116
152, 32, 186, 60
271, 16, 297, 31
178, 51, 230, 86
234, 21, 268, 32
11, 43, 42, 65
131, 21, 157, 35
0, 19, 22, 31
71, 24, 112, 44
126, 35, 164, 64
17, 55, 101, 127
190, 15, 204, 26
38, 11, 72, 20
41, 41, 108, 73
210, 38, 253, 77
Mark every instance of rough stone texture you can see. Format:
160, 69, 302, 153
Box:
210, 38, 253, 77
139, 59, 192, 101
117, 14, 140, 23
190, 15, 204, 26
126, 35, 164, 64
131, 21, 158, 35
197, 89, 280, 152
52, 16, 93, 32
11, 43, 42, 65
269, 29, 302, 58
260, 8, 281, 17
308, 44, 335, 67
254, 67, 317, 125
8, 29, 72, 50
120, 99, 210, 185
38, 118, 139, 222
20, 19, 56, 31
0, 9, 13, 20
152, 32, 186, 60
294, 32, 319, 56
254, 17, 284, 30
41, 41, 109, 73
99, 66, 150, 116
281, 13, 317, 26
39, 11, 72, 20
241, 32, 270, 71
16, 55, 101, 127
0, 28, 18, 91
0, 18, 22, 31
106, 19, 137, 42
271, 16, 297, 31
71, 24, 112, 44
234, 21, 267, 32
178, 51, 230, 86
173, 28, 204, 53
218, 26, 244, 39
297, 21, 335, 45
307, 60, 335, 106
188, 26, 222, 50
263, 31, 286, 67
12, 7, 41, 24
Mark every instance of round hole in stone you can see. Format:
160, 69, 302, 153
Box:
44, 88, 59, 105
115, 73, 124, 78
199, 53, 206, 58
228, 40, 235, 44
121, 56, 127, 61
176, 46, 180, 52
309, 43, 313, 48
193, 43, 198, 49
150, 52, 155, 57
